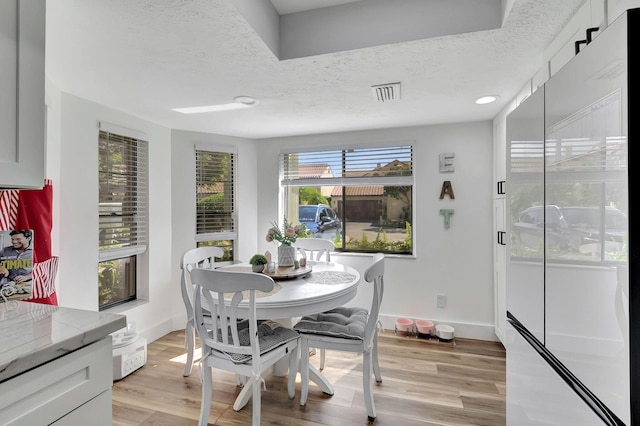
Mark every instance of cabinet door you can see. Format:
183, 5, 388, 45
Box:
493, 119, 507, 199
543, 10, 629, 423
506, 87, 545, 341
506, 321, 606, 425
0, 0, 45, 189
0, 338, 113, 425
52, 391, 113, 426
493, 198, 506, 343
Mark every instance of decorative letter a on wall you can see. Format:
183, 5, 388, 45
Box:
439, 181, 455, 199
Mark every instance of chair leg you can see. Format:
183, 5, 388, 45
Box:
299, 337, 310, 406
288, 342, 299, 399
233, 382, 253, 411
184, 321, 195, 377
251, 374, 261, 426
362, 351, 376, 420
236, 374, 247, 386
198, 364, 213, 426
372, 334, 382, 383
320, 348, 326, 370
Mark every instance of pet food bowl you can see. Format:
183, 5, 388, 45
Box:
415, 320, 434, 335
435, 324, 455, 340
395, 318, 414, 334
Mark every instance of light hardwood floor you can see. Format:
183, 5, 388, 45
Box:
112, 329, 506, 425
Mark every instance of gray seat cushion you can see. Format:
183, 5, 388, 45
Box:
294, 307, 368, 340
212, 320, 299, 364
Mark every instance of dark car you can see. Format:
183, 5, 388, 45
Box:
511, 205, 627, 254
298, 204, 341, 238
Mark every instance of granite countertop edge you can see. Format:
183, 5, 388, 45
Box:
0, 302, 127, 383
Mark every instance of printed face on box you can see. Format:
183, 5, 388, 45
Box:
0, 229, 34, 300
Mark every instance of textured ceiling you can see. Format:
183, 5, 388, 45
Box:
45, 0, 586, 139
270, 0, 362, 15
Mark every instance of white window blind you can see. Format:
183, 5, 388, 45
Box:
281, 145, 413, 187
98, 129, 149, 261
195, 145, 237, 241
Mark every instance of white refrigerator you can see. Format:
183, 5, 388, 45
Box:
506, 8, 638, 425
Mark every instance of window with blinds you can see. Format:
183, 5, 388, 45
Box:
280, 145, 413, 254
98, 125, 148, 309
195, 145, 236, 262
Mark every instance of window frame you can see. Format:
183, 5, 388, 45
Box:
279, 143, 414, 255
194, 144, 237, 263
97, 122, 149, 310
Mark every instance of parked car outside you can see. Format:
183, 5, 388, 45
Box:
511, 205, 627, 254
298, 204, 341, 239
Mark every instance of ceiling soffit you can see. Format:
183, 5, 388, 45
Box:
235, 0, 503, 60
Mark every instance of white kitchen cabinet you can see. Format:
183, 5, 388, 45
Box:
493, 198, 506, 343
506, 322, 606, 425
0, 0, 45, 189
493, 117, 507, 202
0, 337, 114, 425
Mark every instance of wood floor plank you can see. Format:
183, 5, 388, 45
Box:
112, 329, 506, 425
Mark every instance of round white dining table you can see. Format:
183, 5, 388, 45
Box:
219, 261, 361, 320
217, 260, 361, 410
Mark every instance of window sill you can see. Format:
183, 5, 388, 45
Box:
103, 298, 148, 316
333, 252, 416, 260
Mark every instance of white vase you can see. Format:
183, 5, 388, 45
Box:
278, 244, 296, 267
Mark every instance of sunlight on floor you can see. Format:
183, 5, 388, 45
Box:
170, 348, 201, 364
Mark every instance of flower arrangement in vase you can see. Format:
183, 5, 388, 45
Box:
265, 218, 308, 267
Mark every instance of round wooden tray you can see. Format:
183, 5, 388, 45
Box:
263, 264, 312, 280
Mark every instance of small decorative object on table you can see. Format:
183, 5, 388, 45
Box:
249, 254, 268, 273
265, 218, 308, 267
278, 245, 296, 267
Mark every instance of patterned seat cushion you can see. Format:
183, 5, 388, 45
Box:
294, 307, 368, 340
212, 320, 299, 364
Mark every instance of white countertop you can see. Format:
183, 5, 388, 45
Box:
0, 301, 126, 383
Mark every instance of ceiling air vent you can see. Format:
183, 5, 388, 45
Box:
371, 82, 401, 102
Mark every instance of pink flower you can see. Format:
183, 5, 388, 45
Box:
267, 219, 307, 245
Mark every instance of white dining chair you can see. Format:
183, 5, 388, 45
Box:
294, 253, 384, 421
180, 246, 225, 377
190, 267, 299, 426
294, 237, 335, 262
294, 237, 336, 370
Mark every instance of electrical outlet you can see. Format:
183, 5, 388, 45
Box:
437, 294, 446, 308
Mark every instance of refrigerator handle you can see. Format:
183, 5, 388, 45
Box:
497, 231, 506, 246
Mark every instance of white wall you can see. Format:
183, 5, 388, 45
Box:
255, 122, 497, 340
50, 90, 177, 343
170, 128, 259, 326
46, 90, 496, 343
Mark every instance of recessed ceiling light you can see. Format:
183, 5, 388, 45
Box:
475, 95, 499, 105
172, 96, 258, 114
234, 95, 258, 105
